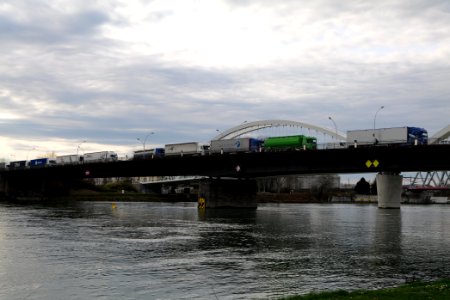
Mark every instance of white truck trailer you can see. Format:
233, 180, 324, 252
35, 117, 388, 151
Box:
347, 126, 428, 147
83, 151, 118, 162
164, 142, 208, 156
56, 154, 82, 164
210, 138, 262, 154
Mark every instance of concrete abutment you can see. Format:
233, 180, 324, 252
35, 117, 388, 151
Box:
0, 174, 74, 201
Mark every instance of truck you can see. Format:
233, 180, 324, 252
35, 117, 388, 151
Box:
347, 127, 428, 147
8, 160, 28, 169
164, 142, 209, 156
210, 138, 263, 154
133, 148, 165, 159
263, 135, 317, 150
56, 154, 82, 164
29, 158, 57, 167
83, 151, 118, 163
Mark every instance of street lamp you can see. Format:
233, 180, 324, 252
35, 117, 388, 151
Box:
373, 106, 384, 130
137, 132, 154, 151
328, 116, 338, 138
26, 147, 37, 160
76, 140, 86, 156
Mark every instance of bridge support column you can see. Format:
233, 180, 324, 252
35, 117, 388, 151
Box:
0, 175, 6, 199
376, 172, 403, 209
198, 178, 257, 209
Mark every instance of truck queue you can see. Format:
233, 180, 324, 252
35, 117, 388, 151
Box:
1, 126, 428, 170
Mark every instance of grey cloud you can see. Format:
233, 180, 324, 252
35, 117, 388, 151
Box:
0, 0, 449, 158
0, 4, 109, 45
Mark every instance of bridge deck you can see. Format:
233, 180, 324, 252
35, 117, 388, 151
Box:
2, 145, 449, 180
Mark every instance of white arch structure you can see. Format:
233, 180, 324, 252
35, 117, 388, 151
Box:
429, 124, 450, 144
213, 119, 346, 141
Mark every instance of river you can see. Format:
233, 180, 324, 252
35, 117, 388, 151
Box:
1, 201, 450, 299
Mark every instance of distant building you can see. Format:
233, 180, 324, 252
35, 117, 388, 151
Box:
257, 174, 340, 193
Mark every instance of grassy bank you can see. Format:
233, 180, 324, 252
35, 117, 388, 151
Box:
283, 279, 450, 300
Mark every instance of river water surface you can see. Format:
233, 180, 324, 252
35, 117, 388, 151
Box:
1, 201, 450, 299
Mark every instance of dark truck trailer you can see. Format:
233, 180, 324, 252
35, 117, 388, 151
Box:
133, 148, 165, 159
9, 160, 27, 169
29, 158, 56, 167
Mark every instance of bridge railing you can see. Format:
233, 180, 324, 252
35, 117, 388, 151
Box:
138, 175, 207, 185
317, 142, 347, 150
428, 138, 450, 145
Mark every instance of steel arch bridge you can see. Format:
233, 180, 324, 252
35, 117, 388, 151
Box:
213, 120, 450, 187
212, 119, 346, 141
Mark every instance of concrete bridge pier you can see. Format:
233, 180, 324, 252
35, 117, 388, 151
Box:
376, 172, 403, 209
0, 175, 7, 198
198, 178, 257, 209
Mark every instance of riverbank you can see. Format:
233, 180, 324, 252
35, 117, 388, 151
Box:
283, 278, 450, 300
69, 190, 353, 203
67, 189, 196, 202
3, 189, 448, 204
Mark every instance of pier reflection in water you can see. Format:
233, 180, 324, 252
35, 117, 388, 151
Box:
1, 201, 450, 299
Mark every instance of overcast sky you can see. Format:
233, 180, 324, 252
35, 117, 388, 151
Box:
1, 0, 449, 161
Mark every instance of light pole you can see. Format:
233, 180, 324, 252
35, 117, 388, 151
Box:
26, 147, 37, 160
373, 106, 384, 130
328, 116, 338, 138
137, 132, 154, 151
76, 140, 86, 156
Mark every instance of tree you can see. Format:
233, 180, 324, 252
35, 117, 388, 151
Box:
311, 175, 335, 201
354, 177, 371, 195
371, 179, 378, 195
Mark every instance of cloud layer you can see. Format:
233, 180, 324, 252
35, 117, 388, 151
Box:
1, 0, 449, 160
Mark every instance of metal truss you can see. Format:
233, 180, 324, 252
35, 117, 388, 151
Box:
411, 171, 450, 187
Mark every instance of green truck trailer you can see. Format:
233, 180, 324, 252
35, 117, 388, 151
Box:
263, 135, 317, 150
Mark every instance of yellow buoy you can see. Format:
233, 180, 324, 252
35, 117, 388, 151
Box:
198, 197, 206, 209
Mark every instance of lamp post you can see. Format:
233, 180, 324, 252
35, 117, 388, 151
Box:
76, 140, 86, 157
137, 132, 154, 151
26, 147, 37, 160
373, 106, 384, 130
328, 116, 338, 138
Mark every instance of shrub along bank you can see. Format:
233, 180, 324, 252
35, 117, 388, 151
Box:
282, 278, 450, 300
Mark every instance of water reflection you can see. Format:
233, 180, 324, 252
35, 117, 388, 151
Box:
1, 202, 450, 299
372, 210, 402, 268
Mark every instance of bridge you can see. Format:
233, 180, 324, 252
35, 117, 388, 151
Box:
1, 120, 449, 208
